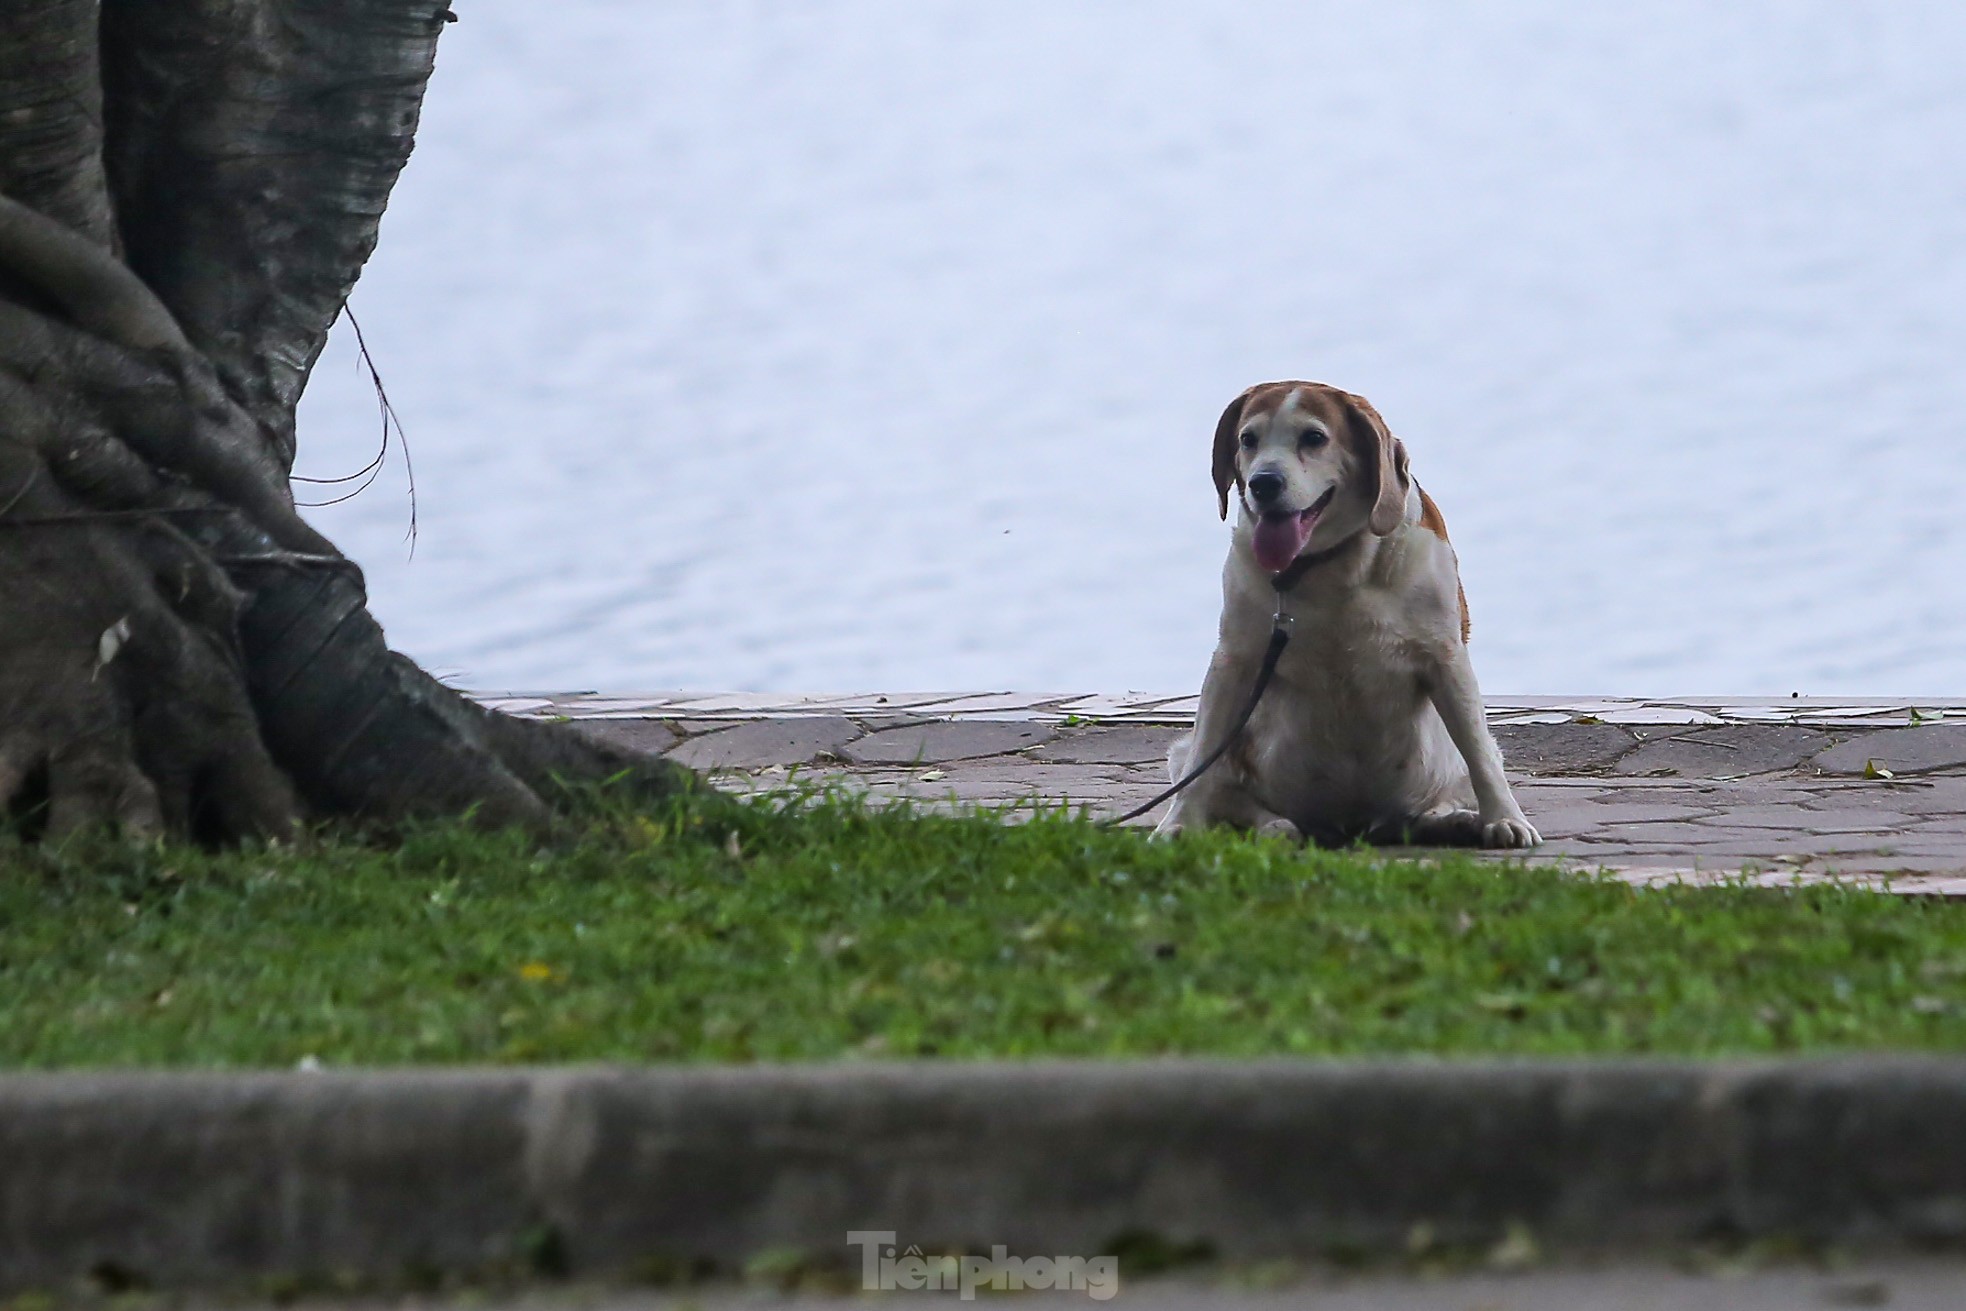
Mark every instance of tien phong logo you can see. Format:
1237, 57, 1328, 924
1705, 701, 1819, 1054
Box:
848, 1230, 1120, 1300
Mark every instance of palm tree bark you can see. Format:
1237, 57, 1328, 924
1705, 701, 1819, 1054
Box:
0, 0, 691, 838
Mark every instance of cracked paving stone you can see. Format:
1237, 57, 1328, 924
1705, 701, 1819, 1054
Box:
846, 720, 1056, 765
933, 762, 1144, 786
1687, 835, 1909, 858
1799, 783, 1936, 806
1541, 851, 1722, 870
1588, 822, 1773, 845
1895, 794, 1966, 813
569, 719, 681, 754
668, 719, 746, 737
1035, 725, 1183, 765
1873, 836, 1966, 856
1814, 856, 1966, 876
1704, 805, 1914, 833
666, 716, 865, 770
1492, 723, 1639, 774
1908, 816, 1966, 835
1517, 810, 1609, 841
1895, 782, 1966, 814
1520, 839, 1616, 858
1612, 724, 1832, 778
1555, 802, 1720, 825
1816, 725, 1966, 776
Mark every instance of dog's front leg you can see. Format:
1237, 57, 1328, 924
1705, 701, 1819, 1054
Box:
1425, 650, 1540, 849
1152, 649, 1300, 840
1154, 647, 1255, 835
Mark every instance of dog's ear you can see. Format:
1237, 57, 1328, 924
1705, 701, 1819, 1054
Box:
1211, 388, 1253, 521
1343, 392, 1410, 535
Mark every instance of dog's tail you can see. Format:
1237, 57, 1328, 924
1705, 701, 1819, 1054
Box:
1165, 732, 1193, 783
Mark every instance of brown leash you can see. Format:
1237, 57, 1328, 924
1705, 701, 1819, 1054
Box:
1104, 533, 1359, 826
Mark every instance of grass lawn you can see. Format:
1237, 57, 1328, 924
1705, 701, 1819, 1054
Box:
3, 785, 1964, 1067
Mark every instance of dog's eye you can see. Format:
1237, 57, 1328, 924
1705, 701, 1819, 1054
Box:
1239, 431, 1258, 449
1300, 429, 1329, 449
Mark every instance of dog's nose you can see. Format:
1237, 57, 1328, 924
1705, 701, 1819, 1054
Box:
1248, 471, 1286, 506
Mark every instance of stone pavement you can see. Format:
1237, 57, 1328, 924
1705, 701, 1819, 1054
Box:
484, 693, 1966, 895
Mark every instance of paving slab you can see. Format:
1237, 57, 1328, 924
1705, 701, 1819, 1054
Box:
490, 694, 1966, 893
1490, 722, 1639, 773
1033, 723, 1185, 764
1892, 778, 1966, 814
666, 716, 863, 770
1554, 801, 1723, 825
1672, 835, 1909, 860
1816, 725, 1966, 776
1717, 805, 1914, 832
1612, 724, 1829, 777
567, 718, 681, 755
845, 720, 1054, 765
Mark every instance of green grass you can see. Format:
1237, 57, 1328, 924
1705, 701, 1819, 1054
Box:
3, 786, 1965, 1067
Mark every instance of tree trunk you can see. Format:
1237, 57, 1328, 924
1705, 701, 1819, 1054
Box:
0, 0, 692, 839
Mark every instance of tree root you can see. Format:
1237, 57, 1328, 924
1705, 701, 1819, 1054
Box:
0, 439, 297, 841
0, 195, 331, 556
0, 5, 700, 844
0, 229, 697, 841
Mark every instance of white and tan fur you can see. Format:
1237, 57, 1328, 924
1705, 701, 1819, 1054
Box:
1154, 381, 1539, 848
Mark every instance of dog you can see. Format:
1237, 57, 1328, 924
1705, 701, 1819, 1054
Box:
1152, 381, 1539, 849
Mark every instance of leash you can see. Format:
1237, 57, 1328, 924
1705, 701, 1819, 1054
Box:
1104, 536, 1352, 827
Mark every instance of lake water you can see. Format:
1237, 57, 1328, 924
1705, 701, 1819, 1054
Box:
293, 1, 1966, 697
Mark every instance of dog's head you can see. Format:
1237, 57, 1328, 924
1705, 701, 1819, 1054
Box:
1210, 381, 1410, 572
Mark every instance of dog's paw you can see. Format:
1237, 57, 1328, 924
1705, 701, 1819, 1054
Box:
1479, 816, 1542, 849
1149, 817, 1184, 841
1255, 815, 1304, 843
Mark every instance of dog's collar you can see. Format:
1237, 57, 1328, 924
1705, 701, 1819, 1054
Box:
1270, 530, 1364, 593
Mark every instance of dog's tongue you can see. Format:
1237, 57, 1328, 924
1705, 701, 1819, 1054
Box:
1253, 510, 1317, 573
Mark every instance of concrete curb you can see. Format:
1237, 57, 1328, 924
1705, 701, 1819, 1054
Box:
5, 1058, 1966, 1287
